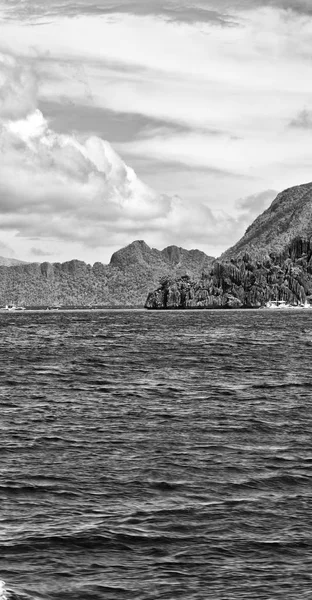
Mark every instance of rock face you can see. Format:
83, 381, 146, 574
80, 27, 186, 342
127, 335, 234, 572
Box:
222, 182, 312, 260
0, 241, 214, 307
145, 237, 312, 309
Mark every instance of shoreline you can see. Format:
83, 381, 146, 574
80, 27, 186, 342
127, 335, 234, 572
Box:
0, 305, 311, 312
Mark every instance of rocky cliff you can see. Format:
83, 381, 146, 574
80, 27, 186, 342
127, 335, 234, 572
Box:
0, 241, 214, 307
145, 237, 312, 309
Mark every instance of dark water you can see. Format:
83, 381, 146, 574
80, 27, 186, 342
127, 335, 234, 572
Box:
1, 309, 312, 600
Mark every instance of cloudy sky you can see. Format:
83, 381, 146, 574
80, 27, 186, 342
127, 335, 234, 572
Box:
0, 0, 312, 263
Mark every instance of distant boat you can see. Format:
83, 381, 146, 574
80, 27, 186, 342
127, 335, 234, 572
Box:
265, 300, 288, 309
3, 304, 25, 311
292, 301, 312, 309
265, 299, 311, 309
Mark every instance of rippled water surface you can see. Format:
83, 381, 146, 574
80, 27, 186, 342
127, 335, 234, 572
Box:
1, 309, 312, 600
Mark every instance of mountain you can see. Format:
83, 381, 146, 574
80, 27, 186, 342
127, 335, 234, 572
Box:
222, 182, 312, 260
5, 181, 312, 310
0, 241, 214, 307
146, 182, 312, 309
110, 240, 213, 273
0, 256, 27, 266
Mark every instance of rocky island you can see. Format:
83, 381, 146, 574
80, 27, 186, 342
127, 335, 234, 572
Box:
2, 182, 312, 310
146, 183, 312, 309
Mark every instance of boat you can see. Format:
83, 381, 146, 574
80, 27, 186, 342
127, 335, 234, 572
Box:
265, 300, 289, 309
294, 301, 312, 309
265, 299, 312, 309
3, 304, 25, 311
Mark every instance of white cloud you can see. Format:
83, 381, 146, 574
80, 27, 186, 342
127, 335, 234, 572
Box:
5, 7, 311, 200
0, 74, 238, 257
1, 5, 312, 260
0, 53, 37, 119
0, 108, 167, 237
236, 189, 277, 216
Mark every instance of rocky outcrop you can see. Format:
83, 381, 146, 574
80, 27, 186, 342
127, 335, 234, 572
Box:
0, 241, 214, 307
145, 237, 312, 309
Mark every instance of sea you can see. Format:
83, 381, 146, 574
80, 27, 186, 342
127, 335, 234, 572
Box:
1, 309, 312, 600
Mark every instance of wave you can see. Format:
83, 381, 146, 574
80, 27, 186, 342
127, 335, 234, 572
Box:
2, 310, 312, 599
231, 472, 311, 491
0, 581, 33, 600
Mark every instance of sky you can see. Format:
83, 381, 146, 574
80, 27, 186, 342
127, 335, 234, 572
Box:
1, 0, 312, 263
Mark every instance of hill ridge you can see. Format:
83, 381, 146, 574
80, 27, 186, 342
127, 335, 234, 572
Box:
0, 240, 214, 307
222, 181, 312, 259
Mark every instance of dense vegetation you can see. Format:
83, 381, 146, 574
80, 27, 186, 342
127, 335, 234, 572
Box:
222, 182, 312, 260
0, 241, 214, 307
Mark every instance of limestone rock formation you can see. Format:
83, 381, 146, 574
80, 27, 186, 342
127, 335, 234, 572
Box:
146, 181, 312, 309
145, 237, 312, 309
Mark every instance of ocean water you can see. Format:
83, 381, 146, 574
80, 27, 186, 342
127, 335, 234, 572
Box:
1, 309, 312, 600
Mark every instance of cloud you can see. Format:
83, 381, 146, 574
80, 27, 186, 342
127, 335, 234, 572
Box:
202, 1, 312, 17
236, 189, 277, 216
0, 0, 234, 26
242, 0, 312, 15
0, 240, 15, 257
0, 54, 37, 119
207, 189, 278, 256
39, 100, 217, 142
0, 65, 234, 253
2, 0, 312, 28
235, 189, 278, 239
30, 247, 53, 257
1, 5, 312, 260
289, 109, 312, 129
0, 109, 165, 241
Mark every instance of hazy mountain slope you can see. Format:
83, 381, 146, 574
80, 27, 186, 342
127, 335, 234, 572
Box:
0, 241, 215, 307
0, 256, 27, 266
222, 182, 312, 259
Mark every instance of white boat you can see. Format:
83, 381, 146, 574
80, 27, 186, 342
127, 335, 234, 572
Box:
265, 300, 289, 309
3, 304, 25, 311
265, 300, 312, 309
299, 301, 312, 309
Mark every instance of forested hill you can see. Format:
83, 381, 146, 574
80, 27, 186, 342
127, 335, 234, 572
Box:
146, 182, 312, 309
0, 241, 214, 307
4, 182, 312, 309
0, 256, 27, 267
222, 182, 312, 260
